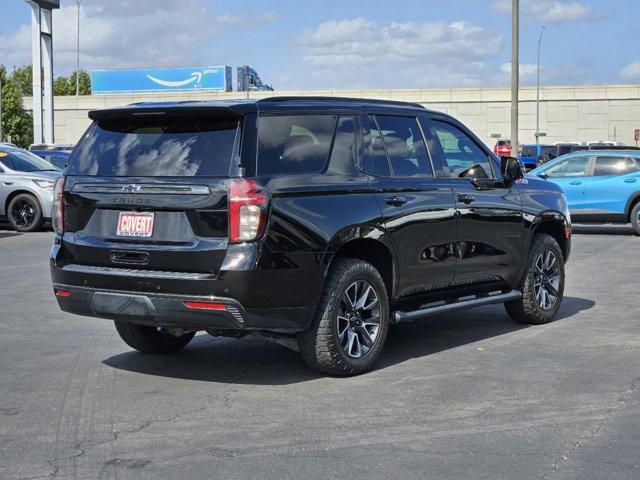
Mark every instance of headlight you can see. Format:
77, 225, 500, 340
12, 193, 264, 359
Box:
33, 179, 55, 189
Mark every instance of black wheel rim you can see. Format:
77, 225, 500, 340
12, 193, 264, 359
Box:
533, 250, 561, 310
336, 280, 381, 359
11, 198, 37, 228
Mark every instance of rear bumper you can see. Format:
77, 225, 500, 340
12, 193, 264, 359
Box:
54, 283, 244, 329
52, 282, 315, 332
50, 240, 323, 332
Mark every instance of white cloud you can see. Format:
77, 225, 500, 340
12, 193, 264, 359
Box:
492, 0, 605, 23
0, 0, 277, 74
620, 60, 640, 82
292, 18, 503, 88
500, 63, 539, 77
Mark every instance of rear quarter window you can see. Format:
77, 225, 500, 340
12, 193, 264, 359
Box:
68, 116, 240, 177
257, 115, 336, 175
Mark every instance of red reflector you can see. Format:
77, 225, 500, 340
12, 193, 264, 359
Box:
55, 289, 72, 298
183, 301, 226, 311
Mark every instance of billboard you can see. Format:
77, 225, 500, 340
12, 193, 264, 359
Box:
90, 66, 232, 94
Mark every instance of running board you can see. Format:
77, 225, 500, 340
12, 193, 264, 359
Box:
393, 290, 522, 323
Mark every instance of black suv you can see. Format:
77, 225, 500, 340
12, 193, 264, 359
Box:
50, 97, 571, 375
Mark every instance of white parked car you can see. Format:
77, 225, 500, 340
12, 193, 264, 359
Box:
0, 145, 62, 232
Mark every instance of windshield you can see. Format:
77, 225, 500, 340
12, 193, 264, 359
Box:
68, 116, 240, 177
0, 149, 60, 172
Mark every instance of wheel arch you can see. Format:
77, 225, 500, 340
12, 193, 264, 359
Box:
625, 191, 640, 223
4, 189, 41, 216
325, 236, 396, 300
531, 212, 570, 261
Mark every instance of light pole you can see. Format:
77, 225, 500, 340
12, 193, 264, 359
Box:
511, 0, 519, 155
75, 0, 80, 97
535, 26, 546, 143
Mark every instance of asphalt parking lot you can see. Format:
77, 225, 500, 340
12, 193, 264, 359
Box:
1, 225, 639, 480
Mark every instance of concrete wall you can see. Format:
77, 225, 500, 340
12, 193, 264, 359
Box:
23, 83, 640, 148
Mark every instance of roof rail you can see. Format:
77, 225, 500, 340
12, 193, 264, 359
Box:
256, 96, 425, 109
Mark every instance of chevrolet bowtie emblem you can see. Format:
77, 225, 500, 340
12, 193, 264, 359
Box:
121, 184, 142, 193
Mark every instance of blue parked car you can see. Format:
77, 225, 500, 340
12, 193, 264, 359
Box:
519, 144, 560, 170
529, 150, 640, 235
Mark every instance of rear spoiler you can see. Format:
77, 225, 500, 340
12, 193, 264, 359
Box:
88, 103, 256, 121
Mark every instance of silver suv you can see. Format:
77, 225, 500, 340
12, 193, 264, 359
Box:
0, 145, 61, 232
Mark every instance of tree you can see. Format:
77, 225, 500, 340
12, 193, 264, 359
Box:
1, 74, 33, 148
53, 76, 71, 95
68, 70, 91, 95
1, 65, 92, 147
53, 70, 91, 95
11, 65, 33, 96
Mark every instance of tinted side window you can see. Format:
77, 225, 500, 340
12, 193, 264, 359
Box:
593, 156, 638, 176
362, 115, 391, 177
428, 121, 493, 179
540, 146, 559, 158
258, 115, 336, 175
375, 115, 432, 177
544, 156, 590, 178
0, 153, 14, 170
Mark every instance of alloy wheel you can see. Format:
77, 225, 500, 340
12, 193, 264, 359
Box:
11, 198, 37, 228
533, 250, 561, 310
337, 280, 381, 358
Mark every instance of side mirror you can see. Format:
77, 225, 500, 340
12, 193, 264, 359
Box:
501, 156, 523, 187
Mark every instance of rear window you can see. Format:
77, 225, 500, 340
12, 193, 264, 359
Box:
68, 117, 240, 176
520, 146, 537, 157
257, 115, 336, 175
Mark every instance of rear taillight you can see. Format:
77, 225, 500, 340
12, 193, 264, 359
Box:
228, 179, 269, 244
52, 177, 65, 235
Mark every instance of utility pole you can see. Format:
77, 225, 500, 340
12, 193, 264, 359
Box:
511, 0, 519, 155
536, 26, 545, 144
75, 0, 80, 97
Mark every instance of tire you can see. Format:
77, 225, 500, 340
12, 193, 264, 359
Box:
505, 233, 565, 325
631, 202, 640, 236
7, 193, 43, 232
114, 321, 195, 353
297, 259, 389, 375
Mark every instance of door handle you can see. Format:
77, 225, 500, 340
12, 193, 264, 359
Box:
624, 178, 637, 183
384, 195, 407, 207
569, 181, 582, 185
456, 193, 475, 204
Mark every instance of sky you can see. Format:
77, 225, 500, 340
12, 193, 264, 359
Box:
0, 0, 639, 90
